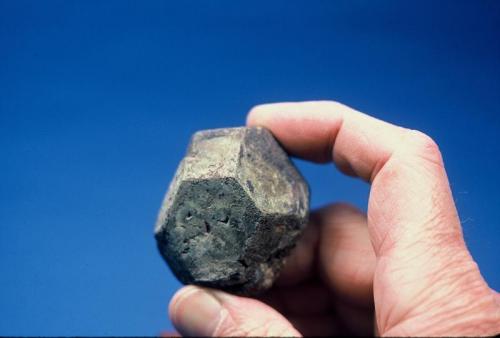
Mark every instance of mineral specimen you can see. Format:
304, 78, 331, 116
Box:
155, 127, 309, 295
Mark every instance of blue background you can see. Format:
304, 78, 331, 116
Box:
1, 0, 499, 335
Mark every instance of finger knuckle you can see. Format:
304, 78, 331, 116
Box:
212, 310, 246, 337
407, 129, 439, 150
402, 129, 443, 167
214, 311, 296, 337
320, 99, 344, 110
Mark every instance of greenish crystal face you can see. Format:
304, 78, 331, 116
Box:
155, 127, 309, 295
161, 178, 258, 287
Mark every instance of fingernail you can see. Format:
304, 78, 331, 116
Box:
172, 287, 222, 337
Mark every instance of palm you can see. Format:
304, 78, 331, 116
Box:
259, 278, 374, 336
168, 102, 500, 337
258, 204, 375, 336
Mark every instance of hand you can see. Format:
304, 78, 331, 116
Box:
167, 101, 500, 336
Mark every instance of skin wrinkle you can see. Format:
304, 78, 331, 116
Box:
374, 259, 412, 334
398, 260, 451, 325
170, 102, 500, 337
376, 235, 458, 330
211, 291, 302, 337
211, 308, 231, 337
373, 259, 393, 335
335, 134, 368, 179
324, 115, 342, 165
369, 150, 392, 183
350, 116, 488, 334
369, 132, 446, 238
366, 193, 389, 251
373, 202, 460, 261
388, 216, 464, 262
378, 238, 493, 335
213, 303, 259, 337
169, 286, 205, 329
369, 157, 455, 256
369, 164, 407, 253
348, 125, 399, 182
404, 130, 446, 169
389, 290, 499, 336
351, 130, 383, 181
250, 319, 292, 337
420, 273, 484, 323
377, 244, 444, 331
395, 163, 454, 233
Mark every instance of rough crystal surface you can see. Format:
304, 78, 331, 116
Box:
155, 127, 309, 295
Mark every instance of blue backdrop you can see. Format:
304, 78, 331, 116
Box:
1, 1, 499, 335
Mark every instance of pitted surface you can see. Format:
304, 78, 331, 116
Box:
155, 127, 309, 295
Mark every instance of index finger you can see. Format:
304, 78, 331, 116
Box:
246, 101, 461, 252
246, 101, 495, 335
247, 101, 409, 181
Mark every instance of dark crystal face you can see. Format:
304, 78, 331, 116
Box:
157, 177, 260, 289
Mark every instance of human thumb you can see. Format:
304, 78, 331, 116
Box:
246, 101, 500, 336
367, 131, 500, 336
169, 286, 301, 337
